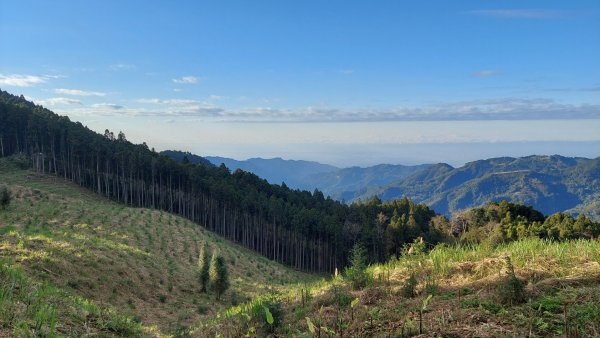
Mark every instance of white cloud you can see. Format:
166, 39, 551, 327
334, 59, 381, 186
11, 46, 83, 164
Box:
0, 74, 47, 87
172, 76, 199, 84
209, 95, 225, 101
91, 103, 123, 110
38, 97, 82, 106
48, 96, 600, 122
467, 9, 561, 19
339, 69, 354, 75
138, 98, 201, 105
109, 63, 136, 70
44, 74, 68, 79
473, 69, 501, 78
55, 88, 106, 97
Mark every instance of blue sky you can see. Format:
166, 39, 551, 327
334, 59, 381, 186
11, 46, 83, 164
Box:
1, 0, 599, 166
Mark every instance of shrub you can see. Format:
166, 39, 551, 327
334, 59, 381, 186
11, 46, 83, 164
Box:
402, 273, 418, 298
262, 300, 283, 333
531, 294, 563, 314
0, 186, 10, 210
196, 304, 208, 315
424, 277, 439, 296
101, 309, 142, 336
497, 256, 525, 305
320, 284, 353, 308
344, 244, 371, 289
10, 154, 30, 169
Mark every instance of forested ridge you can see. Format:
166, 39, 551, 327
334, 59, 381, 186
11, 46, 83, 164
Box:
0, 90, 441, 272
164, 150, 600, 220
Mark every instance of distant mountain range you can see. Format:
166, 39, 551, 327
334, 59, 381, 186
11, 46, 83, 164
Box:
163, 151, 600, 219
204, 156, 339, 190
367, 156, 600, 217
302, 164, 434, 202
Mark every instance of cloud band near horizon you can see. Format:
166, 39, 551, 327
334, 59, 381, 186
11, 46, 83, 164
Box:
42, 97, 600, 122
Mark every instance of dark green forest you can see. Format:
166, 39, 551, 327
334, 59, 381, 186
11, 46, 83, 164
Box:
1, 90, 597, 272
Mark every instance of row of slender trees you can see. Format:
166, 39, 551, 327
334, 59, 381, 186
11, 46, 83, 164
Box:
0, 90, 442, 272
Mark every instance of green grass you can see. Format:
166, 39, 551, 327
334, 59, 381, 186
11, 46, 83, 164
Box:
0, 260, 145, 337
214, 236, 600, 337
0, 157, 316, 336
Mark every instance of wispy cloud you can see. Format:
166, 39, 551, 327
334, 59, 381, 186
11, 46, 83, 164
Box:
91, 103, 123, 110
339, 69, 354, 75
172, 76, 199, 84
58, 97, 600, 122
0, 74, 47, 87
109, 63, 136, 71
135, 98, 221, 116
473, 69, 501, 78
138, 98, 202, 105
55, 88, 106, 97
208, 95, 225, 101
38, 97, 82, 106
467, 9, 561, 19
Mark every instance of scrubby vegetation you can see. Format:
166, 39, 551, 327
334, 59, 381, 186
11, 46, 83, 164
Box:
210, 237, 600, 337
0, 261, 145, 337
0, 157, 314, 336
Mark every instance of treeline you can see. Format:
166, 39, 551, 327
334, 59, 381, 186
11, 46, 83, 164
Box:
451, 200, 600, 244
0, 90, 442, 272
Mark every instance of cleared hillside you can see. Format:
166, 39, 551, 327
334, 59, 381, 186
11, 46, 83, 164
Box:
213, 238, 600, 337
0, 157, 315, 337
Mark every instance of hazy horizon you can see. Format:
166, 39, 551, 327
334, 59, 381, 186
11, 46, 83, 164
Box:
196, 141, 600, 168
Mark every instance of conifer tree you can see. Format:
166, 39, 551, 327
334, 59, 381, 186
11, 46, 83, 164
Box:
197, 243, 211, 292
209, 250, 229, 300
344, 243, 370, 289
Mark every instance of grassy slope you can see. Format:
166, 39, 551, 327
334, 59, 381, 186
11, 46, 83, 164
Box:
0, 158, 315, 337
218, 239, 600, 337
274, 239, 600, 337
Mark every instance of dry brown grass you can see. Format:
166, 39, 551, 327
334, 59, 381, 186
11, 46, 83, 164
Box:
264, 238, 600, 337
